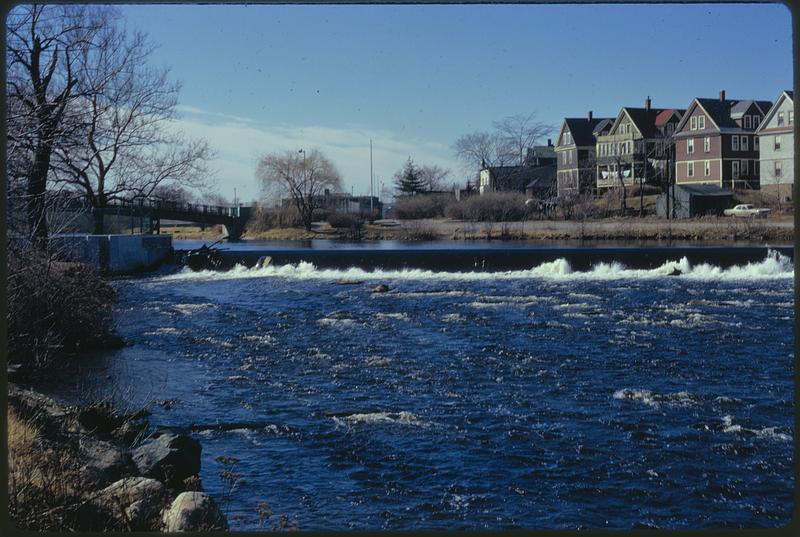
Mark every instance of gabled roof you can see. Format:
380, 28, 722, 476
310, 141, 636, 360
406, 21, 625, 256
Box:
563, 117, 614, 146
527, 144, 556, 159
592, 118, 614, 136
674, 184, 733, 197
655, 109, 684, 126
677, 96, 774, 134
756, 90, 795, 132
607, 107, 670, 139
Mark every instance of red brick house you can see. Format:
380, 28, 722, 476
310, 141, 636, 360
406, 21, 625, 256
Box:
673, 90, 772, 189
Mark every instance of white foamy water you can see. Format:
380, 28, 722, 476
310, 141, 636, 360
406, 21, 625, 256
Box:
153, 250, 793, 283
721, 415, 792, 442
173, 303, 217, 315
332, 411, 426, 427
613, 388, 701, 408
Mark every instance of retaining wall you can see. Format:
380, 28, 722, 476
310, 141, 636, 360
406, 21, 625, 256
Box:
50, 234, 173, 275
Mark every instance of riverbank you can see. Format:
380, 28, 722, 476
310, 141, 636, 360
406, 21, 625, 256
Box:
7, 383, 228, 531
196, 216, 793, 243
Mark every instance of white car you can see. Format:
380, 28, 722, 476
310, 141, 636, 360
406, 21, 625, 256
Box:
723, 204, 771, 218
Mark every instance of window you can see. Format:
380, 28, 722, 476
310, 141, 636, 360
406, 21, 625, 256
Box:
687, 138, 694, 153
742, 160, 749, 175
704, 160, 710, 176
753, 115, 760, 126
687, 162, 694, 177
741, 135, 748, 151
775, 136, 781, 151
732, 136, 739, 151
744, 116, 751, 129
690, 117, 697, 130
790, 111, 794, 124
775, 161, 782, 177
704, 137, 710, 152
698, 116, 705, 129
732, 161, 740, 179
755, 136, 759, 150
778, 112, 785, 126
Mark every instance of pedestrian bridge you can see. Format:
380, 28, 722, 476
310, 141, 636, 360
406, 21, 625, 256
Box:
95, 199, 253, 241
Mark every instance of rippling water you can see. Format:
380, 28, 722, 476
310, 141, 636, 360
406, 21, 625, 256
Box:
61, 251, 794, 530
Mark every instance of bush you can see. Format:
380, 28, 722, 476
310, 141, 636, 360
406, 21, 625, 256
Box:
245, 205, 303, 231
6, 242, 116, 369
326, 212, 363, 229
444, 192, 528, 222
394, 194, 452, 219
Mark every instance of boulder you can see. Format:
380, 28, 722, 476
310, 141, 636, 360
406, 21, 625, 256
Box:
90, 477, 166, 530
132, 433, 201, 487
371, 284, 390, 293
80, 438, 138, 487
162, 491, 227, 531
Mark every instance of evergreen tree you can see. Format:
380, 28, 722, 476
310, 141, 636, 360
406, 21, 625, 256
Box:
393, 158, 427, 195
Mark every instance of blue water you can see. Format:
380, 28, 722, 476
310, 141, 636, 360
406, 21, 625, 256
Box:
60, 252, 794, 530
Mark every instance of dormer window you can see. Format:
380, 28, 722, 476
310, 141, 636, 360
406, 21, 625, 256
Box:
744, 116, 751, 129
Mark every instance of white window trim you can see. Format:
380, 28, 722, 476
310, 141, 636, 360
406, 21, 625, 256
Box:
704, 137, 710, 152
687, 162, 694, 177
741, 136, 748, 151
704, 160, 710, 176
732, 136, 739, 151
698, 116, 705, 129
744, 116, 751, 129
690, 116, 697, 130
732, 161, 740, 179
687, 139, 694, 154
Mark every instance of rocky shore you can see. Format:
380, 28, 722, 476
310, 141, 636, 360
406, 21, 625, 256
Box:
8, 383, 227, 532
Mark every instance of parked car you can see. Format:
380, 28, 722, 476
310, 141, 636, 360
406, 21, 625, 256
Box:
723, 204, 771, 218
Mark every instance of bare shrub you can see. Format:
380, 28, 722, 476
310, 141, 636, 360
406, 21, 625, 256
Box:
245, 205, 303, 231
446, 192, 528, 222
394, 194, 452, 219
402, 222, 439, 240
6, 242, 116, 370
326, 212, 362, 229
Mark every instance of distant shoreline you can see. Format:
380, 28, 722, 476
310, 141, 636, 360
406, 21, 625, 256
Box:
163, 215, 794, 244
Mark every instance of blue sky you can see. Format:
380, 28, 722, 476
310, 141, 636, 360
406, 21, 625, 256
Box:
117, 3, 793, 203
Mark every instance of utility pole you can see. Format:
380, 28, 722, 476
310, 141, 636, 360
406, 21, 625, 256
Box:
370, 139, 374, 214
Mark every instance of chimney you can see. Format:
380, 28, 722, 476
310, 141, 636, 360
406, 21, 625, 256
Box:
588, 110, 593, 120
645, 96, 651, 111
547, 138, 552, 147
719, 89, 726, 102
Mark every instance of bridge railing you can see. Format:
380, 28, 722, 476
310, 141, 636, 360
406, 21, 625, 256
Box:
107, 198, 244, 218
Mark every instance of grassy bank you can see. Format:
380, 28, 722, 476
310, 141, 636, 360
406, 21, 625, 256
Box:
238, 216, 793, 243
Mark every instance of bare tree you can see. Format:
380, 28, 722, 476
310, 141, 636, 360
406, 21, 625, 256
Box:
256, 149, 342, 231
6, 4, 110, 243
453, 131, 509, 170
418, 164, 451, 192
493, 112, 554, 166
49, 18, 213, 233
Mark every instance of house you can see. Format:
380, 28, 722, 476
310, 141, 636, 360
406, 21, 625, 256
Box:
673, 90, 772, 190
656, 184, 733, 218
595, 97, 683, 192
479, 140, 557, 196
554, 111, 614, 197
756, 90, 794, 201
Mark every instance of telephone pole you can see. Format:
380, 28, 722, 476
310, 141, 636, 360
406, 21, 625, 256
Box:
370, 139, 374, 213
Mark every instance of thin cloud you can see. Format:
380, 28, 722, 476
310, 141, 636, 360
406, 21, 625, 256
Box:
168, 114, 463, 202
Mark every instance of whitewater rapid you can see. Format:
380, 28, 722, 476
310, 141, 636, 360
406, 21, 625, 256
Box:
154, 249, 793, 283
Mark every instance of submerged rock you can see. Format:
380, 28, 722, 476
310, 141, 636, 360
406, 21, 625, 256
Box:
162, 491, 227, 531
372, 284, 390, 293
132, 433, 201, 487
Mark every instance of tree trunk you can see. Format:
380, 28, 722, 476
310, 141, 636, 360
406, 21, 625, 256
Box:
27, 140, 52, 246
93, 208, 105, 234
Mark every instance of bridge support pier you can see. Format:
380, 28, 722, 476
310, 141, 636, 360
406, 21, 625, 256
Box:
223, 222, 245, 242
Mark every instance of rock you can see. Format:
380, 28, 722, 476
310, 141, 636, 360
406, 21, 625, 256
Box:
111, 419, 149, 445
90, 477, 166, 531
80, 437, 138, 487
372, 284, 390, 293
78, 402, 124, 435
132, 433, 201, 487
162, 491, 227, 531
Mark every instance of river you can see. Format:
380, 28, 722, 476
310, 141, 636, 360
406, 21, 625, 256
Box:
45, 242, 794, 530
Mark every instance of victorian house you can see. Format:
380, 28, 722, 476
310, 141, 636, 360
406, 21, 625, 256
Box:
756, 90, 794, 201
595, 97, 683, 192
672, 90, 772, 189
554, 111, 614, 197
